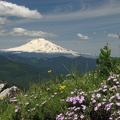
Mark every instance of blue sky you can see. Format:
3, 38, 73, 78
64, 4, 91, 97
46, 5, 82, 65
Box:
0, 0, 120, 57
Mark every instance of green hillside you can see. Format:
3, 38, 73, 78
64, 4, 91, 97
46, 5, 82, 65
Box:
0, 56, 48, 89
0, 44, 120, 120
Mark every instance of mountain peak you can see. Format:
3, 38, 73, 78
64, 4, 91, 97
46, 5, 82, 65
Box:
1, 38, 79, 57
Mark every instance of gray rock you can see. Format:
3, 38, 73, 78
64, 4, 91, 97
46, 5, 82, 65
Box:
0, 86, 20, 99
0, 83, 7, 92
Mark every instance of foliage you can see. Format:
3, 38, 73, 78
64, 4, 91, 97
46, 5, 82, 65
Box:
0, 45, 120, 120
96, 44, 117, 76
0, 68, 119, 120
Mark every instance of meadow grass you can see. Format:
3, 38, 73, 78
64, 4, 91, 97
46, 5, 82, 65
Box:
0, 45, 120, 120
0, 69, 119, 120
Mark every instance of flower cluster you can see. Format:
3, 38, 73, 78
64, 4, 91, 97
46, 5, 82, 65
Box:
56, 89, 87, 120
90, 74, 120, 120
56, 74, 120, 120
59, 85, 66, 90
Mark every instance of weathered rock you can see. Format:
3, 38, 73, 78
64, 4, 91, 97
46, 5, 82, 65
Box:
0, 83, 7, 92
0, 86, 20, 99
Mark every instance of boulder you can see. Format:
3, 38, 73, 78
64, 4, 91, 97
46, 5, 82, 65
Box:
0, 85, 20, 99
0, 83, 7, 92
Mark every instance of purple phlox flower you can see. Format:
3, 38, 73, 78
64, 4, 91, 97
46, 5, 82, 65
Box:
97, 88, 103, 92
116, 103, 120, 106
116, 81, 119, 85
74, 107, 80, 111
92, 99, 96, 103
71, 91, 74, 94
94, 106, 99, 111
81, 105, 86, 110
66, 97, 73, 102
104, 103, 113, 111
103, 85, 107, 89
56, 113, 64, 120
96, 93, 101, 98
92, 94, 95, 98
78, 96, 85, 104
31, 108, 35, 111
109, 85, 117, 91
25, 102, 29, 106
116, 93, 120, 100
109, 116, 113, 120
103, 98, 106, 101
102, 102, 106, 105
80, 115, 84, 119
103, 89, 107, 92
108, 76, 115, 81
97, 103, 102, 107
15, 106, 20, 113
46, 88, 50, 90
109, 96, 115, 102
113, 79, 117, 82
71, 106, 76, 110
10, 97, 18, 103
72, 97, 78, 104
67, 112, 74, 117
74, 114, 78, 120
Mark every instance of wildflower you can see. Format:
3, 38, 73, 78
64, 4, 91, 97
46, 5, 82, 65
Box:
24, 94, 28, 97
92, 99, 96, 103
31, 108, 35, 111
96, 93, 101, 98
71, 91, 74, 94
47, 88, 50, 90
113, 79, 117, 82
103, 89, 107, 92
116, 103, 120, 106
104, 103, 113, 111
59, 85, 66, 90
78, 96, 85, 104
108, 76, 115, 81
103, 85, 107, 89
56, 113, 64, 120
109, 96, 115, 102
81, 105, 86, 110
15, 107, 19, 113
116, 81, 119, 85
116, 93, 120, 100
66, 74, 71, 77
74, 114, 78, 120
97, 103, 102, 107
48, 70, 52, 73
94, 106, 98, 111
80, 115, 84, 119
25, 102, 29, 106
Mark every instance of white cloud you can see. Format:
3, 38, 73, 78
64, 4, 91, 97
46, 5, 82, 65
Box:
77, 33, 89, 40
107, 33, 119, 38
0, 30, 8, 36
46, 1, 120, 21
0, 17, 7, 25
11, 28, 57, 37
0, 1, 43, 19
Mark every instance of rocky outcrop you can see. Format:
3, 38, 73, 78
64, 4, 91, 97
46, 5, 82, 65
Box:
0, 83, 20, 99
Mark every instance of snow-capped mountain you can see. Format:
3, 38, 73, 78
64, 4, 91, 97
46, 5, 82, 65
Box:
1, 38, 80, 58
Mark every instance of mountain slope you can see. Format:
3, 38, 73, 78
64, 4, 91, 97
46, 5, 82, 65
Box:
1, 38, 79, 58
0, 55, 49, 89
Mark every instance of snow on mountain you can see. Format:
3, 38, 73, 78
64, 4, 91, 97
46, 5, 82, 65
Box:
1, 38, 79, 57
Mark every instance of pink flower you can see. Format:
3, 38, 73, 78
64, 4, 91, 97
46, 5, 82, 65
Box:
80, 115, 84, 119
116, 103, 120, 106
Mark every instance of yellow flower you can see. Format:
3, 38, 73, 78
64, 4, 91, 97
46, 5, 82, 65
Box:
59, 85, 66, 90
66, 74, 71, 77
48, 70, 52, 73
